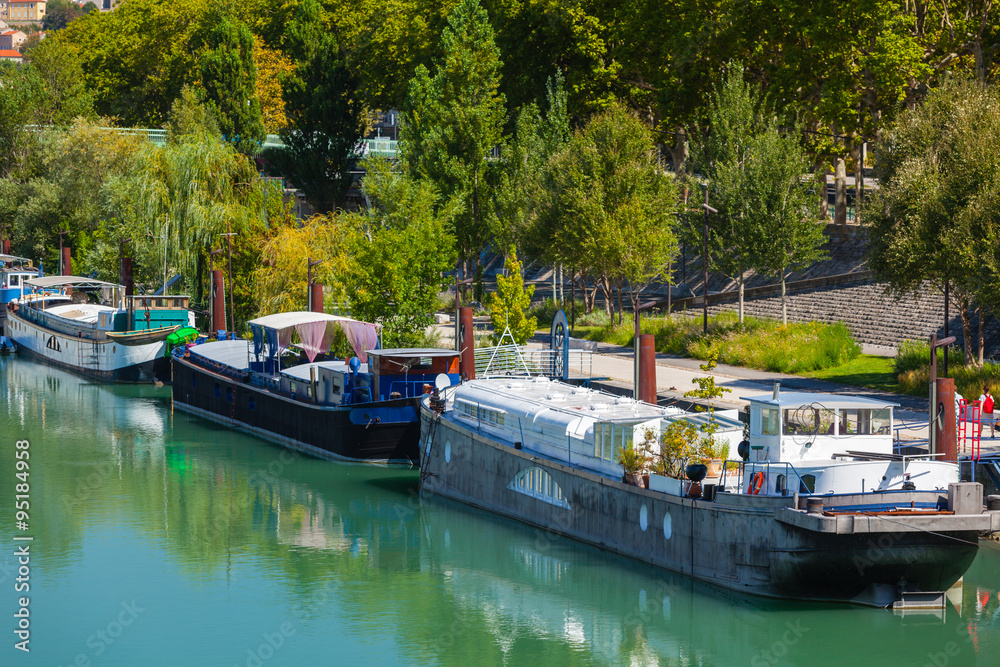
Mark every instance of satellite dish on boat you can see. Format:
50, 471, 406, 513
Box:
434, 374, 451, 391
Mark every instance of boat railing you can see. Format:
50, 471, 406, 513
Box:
720, 459, 813, 497
387, 379, 434, 399
474, 344, 594, 379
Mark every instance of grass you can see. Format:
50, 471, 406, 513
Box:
801, 355, 899, 393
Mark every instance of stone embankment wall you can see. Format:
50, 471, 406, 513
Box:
661, 224, 997, 354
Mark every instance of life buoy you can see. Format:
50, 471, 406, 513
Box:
749, 471, 765, 495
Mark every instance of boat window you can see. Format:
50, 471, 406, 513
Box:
818, 408, 836, 434
783, 407, 818, 435
761, 408, 779, 435
840, 409, 872, 435
776, 474, 786, 495
248, 397, 256, 410
800, 474, 816, 493
871, 408, 891, 434
10, 275, 18, 286
594, 424, 630, 461
191, 372, 196, 387
226, 387, 233, 403
214, 383, 220, 399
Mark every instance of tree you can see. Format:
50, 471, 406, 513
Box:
0, 63, 42, 180
866, 78, 1000, 365
198, 6, 265, 154
24, 39, 94, 125
401, 0, 506, 290
267, 0, 366, 212
42, 0, 85, 31
487, 251, 536, 344
342, 158, 458, 346
538, 103, 679, 322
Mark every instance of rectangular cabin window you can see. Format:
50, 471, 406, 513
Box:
871, 408, 891, 434
9, 275, 18, 286
818, 408, 836, 435
761, 408, 779, 435
783, 408, 818, 435
840, 409, 872, 435
594, 423, 617, 461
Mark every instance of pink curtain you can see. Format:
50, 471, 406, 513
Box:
277, 327, 294, 351
295, 321, 328, 362
340, 320, 379, 362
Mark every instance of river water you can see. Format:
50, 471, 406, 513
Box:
1, 356, 999, 666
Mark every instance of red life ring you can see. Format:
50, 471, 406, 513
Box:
749, 471, 765, 495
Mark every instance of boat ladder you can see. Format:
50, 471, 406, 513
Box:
77, 338, 99, 371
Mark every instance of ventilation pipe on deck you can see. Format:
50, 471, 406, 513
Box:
772, 382, 780, 400
310, 282, 324, 313
637, 334, 656, 404
211, 270, 226, 333
935, 377, 957, 462
459, 306, 475, 380
121, 257, 134, 297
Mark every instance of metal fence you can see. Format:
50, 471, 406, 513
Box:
474, 344, 594, 379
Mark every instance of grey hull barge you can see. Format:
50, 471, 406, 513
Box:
419, 377, 1000, 608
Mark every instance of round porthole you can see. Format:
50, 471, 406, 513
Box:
444, 441, 452, 463
663, 512, 672, 540
639, 504, 648, 532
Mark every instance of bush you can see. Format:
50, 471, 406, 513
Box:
894, 339, 965, 375
527, 297, 587, 327
897, 361, 1000, 399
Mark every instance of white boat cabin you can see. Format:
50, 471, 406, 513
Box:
446, 377, 744, 481
738, 390, 957, 496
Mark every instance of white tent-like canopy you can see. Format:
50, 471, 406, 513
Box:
247, 311, 381, 363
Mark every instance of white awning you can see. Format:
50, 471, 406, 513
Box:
0, 254, 33, 265
25, 276, 122, 290
246, 311, 380, 331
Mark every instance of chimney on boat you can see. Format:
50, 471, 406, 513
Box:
637, 334, 656, 404
211, 270, 226, 332
772, 382, 780, 400
309, 282, 324, 313
61, 246, 72, 276
1, 239, 9, 255
121, 257, 134, 297
935, 377, 957, 462
459, 306, 475, 380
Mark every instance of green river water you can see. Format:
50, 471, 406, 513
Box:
1, 356, 999, 666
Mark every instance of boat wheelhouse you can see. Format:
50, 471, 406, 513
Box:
172, 311, 460, 463
0, 253, 41, 305
738, 391, 956, 497
420, 377, 1000, 608
6, 276, 193, 382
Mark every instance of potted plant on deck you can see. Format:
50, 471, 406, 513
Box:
618, 435, 652, 488
647, 420, 698, 494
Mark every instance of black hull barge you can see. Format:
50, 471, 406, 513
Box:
419, 378, 1000, 608
172, 312, 459, 464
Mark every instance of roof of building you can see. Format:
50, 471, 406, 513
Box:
0, 49, 22, 59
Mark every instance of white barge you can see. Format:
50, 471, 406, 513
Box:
6, 276, 193, 382
419, 377, 1000, 607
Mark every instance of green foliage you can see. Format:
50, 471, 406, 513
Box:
487, 251, 536, 344
198, 6, 265, 154
684, 353, 731, 411
402, 0, 507, 268
0, 63, 43, 180
897, 363, 1000, 403
617, 440, 650, 475
652, 421, 698, 477
42, 0, 85, 31
894, 340, 966, 375
342, 158, 459, 347
866, 79, 1000, 365
25, 39, 95, 126
537, 102, 678, 322
165, 85, 221, 141
267, 0, 365, 212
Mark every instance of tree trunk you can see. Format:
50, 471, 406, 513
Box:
737, 258, 745, 325
834, 156, 847, 225
816, 159, 829, 220
978, 306, 985, 367
570, 267, 576, 333
602, 276, 613, 317
853, 145, 863, 223
781, 267, 788, 326
671, 127, 688, 175
959, 296, 973, 366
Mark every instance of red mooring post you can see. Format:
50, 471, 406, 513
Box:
459, 306, 475, 380
936, 377, 957, 462
61, 246, 72, 276
310, 283, 324, 313
638, 334, 657, 404
211, 270, 226, 332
